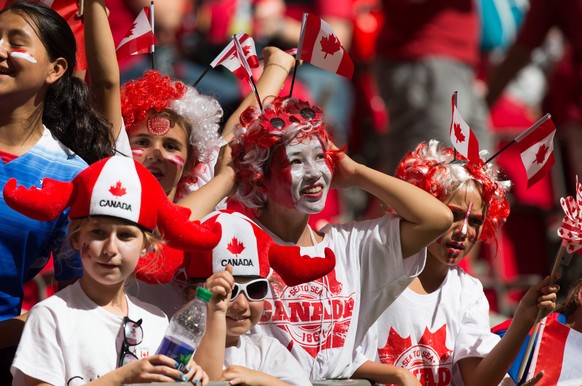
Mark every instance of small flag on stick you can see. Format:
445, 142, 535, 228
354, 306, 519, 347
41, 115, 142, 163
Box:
449, 92, 480, 164
116, 5, 156, 62
297, 13, 354, 79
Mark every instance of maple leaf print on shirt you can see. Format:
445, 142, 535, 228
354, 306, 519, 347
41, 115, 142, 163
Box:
453, 123, 466, 143
227, 237, 245, 257
109, 181, 127, 197
320, 34, 341, 59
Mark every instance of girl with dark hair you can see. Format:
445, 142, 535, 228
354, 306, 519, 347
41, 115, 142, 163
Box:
0, 1, 113, 378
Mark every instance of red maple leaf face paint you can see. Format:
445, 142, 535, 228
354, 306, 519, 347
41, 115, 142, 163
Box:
9, 49, 37, 64
265, 138, 332, 214
146, 117, 171, 136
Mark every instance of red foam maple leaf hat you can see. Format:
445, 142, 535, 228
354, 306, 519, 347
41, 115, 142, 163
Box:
3, 156, 220, 252
187, 210, 336, 286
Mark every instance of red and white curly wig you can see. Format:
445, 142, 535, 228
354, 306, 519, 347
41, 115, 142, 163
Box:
120, 71, 223, 194
231, 97, 340, 210
396, 140, 512, 242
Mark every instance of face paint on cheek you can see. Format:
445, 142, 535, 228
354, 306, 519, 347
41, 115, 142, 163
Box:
168, 154, 185, 169
81, 242, 91, 259
267, 149, 295, 208
459, 202, 473, 238
146, 117, 171, 136
131, 148, 144, 158
10, 49, 37, 63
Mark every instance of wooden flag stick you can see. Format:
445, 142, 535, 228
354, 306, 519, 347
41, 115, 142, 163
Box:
516, 240, 566, 382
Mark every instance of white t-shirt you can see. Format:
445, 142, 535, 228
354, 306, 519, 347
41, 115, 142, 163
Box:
251, 214, 426, 380
224, 334, 311, 386
362, 266, 500, 385
11, 281, 168, 386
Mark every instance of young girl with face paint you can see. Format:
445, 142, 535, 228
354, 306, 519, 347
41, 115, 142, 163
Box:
0, 1, 114, 379
230, 97, 454, 381
83, 0, 298, 316
354, 140, 559, 386
6, 156, 214, 386
84, 0, 296, 211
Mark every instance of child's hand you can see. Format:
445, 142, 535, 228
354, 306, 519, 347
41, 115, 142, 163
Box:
214, 142, 236, 196
328, 141, 358, 189
221, 364, 282, 386
184, 358, 210, 385
516, 276, 560, 324
205, 265, 235, 314
115, 354, 195, 383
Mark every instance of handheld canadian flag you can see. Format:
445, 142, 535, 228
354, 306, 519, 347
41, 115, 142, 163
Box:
526, 314, 582, 385
515, 114, 557, 188
209, 32, 259, 79
449, 92, 480, 163
116, 5, 156, 61
297, 13, 354, 78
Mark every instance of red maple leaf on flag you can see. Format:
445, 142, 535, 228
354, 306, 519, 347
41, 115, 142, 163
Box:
109, 181, 127, 197
320, 34, 341, 59
453, 122, 466, 143
534, 144, 549, 164
227, 237, 245, 257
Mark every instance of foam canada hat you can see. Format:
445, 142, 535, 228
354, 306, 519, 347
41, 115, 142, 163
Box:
3, 156, 220, 251
187, 210, 336, 286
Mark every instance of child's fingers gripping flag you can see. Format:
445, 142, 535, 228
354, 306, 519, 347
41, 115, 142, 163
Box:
515, 115, 557, 188
449, 93, 480, 163
209, 32, 259, 79
298, 13, 354, 78
116, 6, 156, 61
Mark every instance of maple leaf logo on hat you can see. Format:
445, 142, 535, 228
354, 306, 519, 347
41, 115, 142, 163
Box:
188, 210, 336, 286
3, 156, 221, 252
109, 181, 127, 197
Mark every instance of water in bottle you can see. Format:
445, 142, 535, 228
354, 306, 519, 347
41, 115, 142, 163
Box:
156, 287, 212, 370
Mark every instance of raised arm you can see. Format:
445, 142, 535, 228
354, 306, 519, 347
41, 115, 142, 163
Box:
193, 266, 234, 380
222, 46, 295, 140
458, 276, 558, 386
84, 0, 123, 138
331, 148, 453, 257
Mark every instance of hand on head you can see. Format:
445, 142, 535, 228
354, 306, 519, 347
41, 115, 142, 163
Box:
327, 141, 357, 189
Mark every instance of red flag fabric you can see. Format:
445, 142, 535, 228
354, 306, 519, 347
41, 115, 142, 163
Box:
515, 117, 556, 188
37, 0, 86, 71
115, 6, 156, 61
298, 13, 354, 78
209, 32, 259, 79
449, 94, 480, 163
527, 314, 582, 385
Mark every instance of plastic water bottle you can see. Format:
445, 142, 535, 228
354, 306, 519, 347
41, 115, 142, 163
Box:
156, 287, 212, 370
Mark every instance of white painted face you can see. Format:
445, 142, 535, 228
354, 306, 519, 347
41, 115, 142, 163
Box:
266, 137, 332, 214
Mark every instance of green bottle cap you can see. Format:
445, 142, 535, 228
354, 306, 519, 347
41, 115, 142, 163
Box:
196, 287, 212, 303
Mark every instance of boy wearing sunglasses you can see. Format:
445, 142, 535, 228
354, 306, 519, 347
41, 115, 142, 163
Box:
186, 210, 335, 386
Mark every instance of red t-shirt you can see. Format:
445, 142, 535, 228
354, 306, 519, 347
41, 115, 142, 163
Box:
376, 0, 479, 67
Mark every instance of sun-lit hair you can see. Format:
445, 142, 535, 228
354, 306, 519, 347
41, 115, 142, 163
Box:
395, 140, 512, 241
120, 70, 223, 192
556, 279, 582, 316
231, 97, 340, 210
